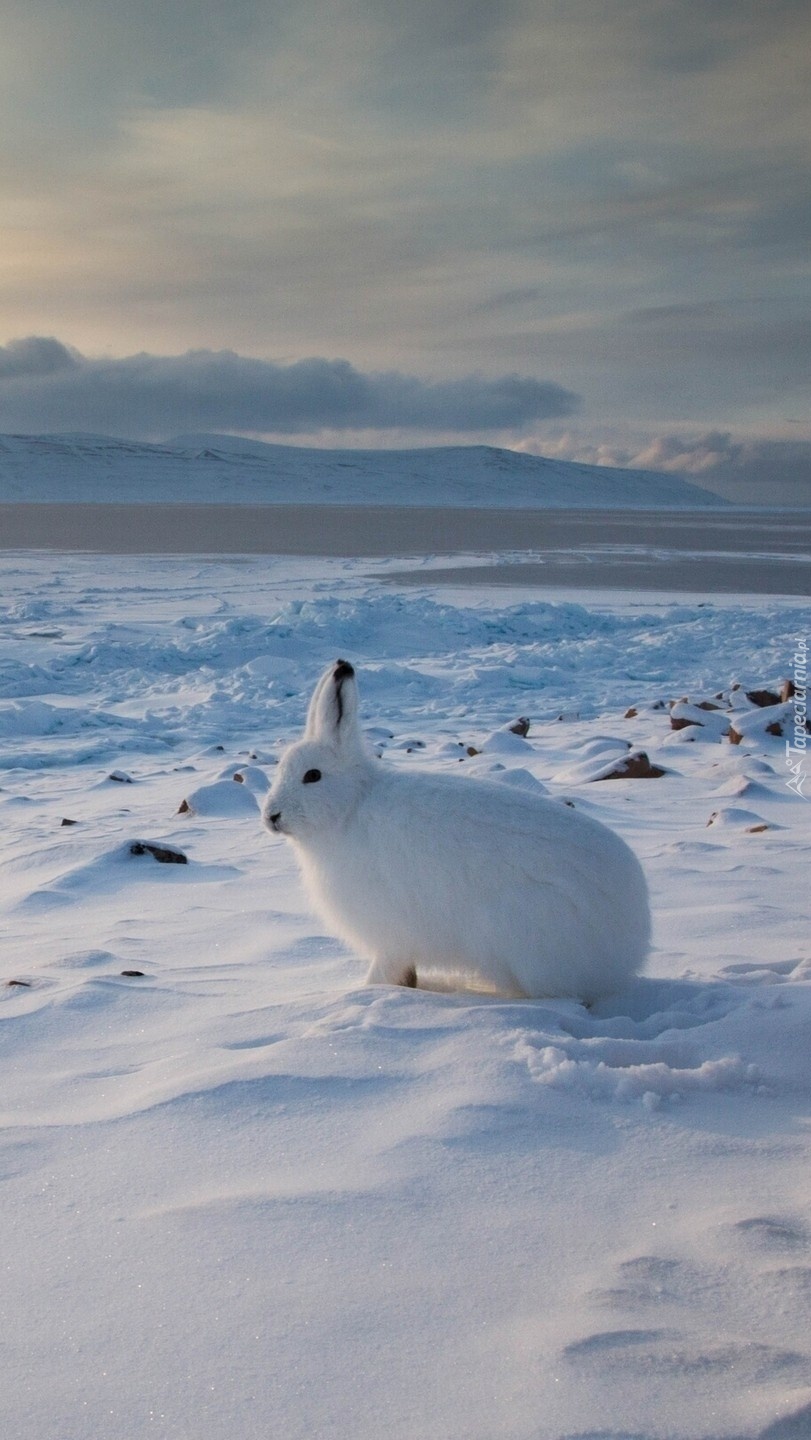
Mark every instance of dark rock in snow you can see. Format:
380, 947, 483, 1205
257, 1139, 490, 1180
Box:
129, 841, 188, 864
669, 700, 730, 735
593, 751, 666, 780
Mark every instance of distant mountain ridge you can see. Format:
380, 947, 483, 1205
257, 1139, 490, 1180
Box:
0, 431, 727, 508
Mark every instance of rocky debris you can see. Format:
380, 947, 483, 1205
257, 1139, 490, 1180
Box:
730, 721, 782, 744
727, 700, 797, 745
5, 978, 31, 987
551, 738, 632, 786
120, 970, 145, 977
509, 717, 531, 737
481, 724, 533, 757
177, 778, 260, 816
742, 681, 795, 708
554, 739, 665, 784
669, 701, 731, 737
217, 763, 271, 793
593, 751, 666, 781
623, 699, 667, 718
705, 807, 780, 834
746, 688, 782, 708
626, 676, 808, 755
60, 817, 78, 826
108, 770, 133, 783
364, 726, 395, 745
129, 841, 188, 864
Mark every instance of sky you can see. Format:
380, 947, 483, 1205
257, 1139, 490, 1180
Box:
1, 0, 809, 500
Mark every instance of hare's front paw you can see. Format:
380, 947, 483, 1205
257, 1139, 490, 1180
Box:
366, 957, 418, 988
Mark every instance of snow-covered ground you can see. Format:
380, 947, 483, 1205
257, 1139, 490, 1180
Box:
2, 548, 811, 1440
0, 431, 726, 507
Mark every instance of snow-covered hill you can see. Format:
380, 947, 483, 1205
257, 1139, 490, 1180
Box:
0, 431, 726, 508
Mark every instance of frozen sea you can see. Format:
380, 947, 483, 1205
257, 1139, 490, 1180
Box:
2, 503, 810, 595
2, 499, 811, 1440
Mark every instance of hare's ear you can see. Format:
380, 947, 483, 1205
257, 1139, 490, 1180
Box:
304, 659, 361, 750
303, 664, 335, 738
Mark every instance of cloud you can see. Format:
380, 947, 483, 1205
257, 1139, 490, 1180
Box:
0, 1, 809, 444
0, 338, 578, 438
519, 430, 811, 506
630, 434, 811, 505
0, 336, 78, 379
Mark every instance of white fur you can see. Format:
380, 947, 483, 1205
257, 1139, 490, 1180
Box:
263, 660, 650, 1000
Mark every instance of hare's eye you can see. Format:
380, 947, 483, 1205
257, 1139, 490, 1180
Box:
302, 768, 322, 784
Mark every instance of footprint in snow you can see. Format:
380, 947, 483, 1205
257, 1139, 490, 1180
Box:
562, 1328, 811, 1383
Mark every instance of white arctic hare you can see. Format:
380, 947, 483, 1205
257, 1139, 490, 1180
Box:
263, 660, 650, 1000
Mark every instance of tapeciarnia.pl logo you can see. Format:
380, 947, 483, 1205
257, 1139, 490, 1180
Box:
785, 636, 808, 797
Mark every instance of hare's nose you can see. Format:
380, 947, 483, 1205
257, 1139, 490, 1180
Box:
268, 811, 281, 829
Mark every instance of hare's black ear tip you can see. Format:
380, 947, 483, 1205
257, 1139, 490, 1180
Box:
334, 659, 355, 680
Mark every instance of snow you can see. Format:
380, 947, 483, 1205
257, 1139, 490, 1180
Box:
0, 431, 726, 507
2, 543, 811, 1440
